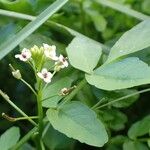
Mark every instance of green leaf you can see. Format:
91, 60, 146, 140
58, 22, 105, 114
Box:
106, 135, 128, 150
42, 77, 72, 108
43, 124, 75, 150
0, 0, 34, 13
86, 57, 150, 90
123, 141, 149, 150
142, 0, 150, 15
83, 0, 107, 32
19, 143, 34, 150
66, 36, 102, 73
0, 126, 20, 150
148, 139, 150, 148
101, 109, 127, 131
46, 101, 108, 147
0, 0, 68, 60
128, 115, 150, 140
106, 20, 150, 63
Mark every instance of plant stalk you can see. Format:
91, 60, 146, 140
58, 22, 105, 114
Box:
12, 127, 37, 150
0, 90, 37, 126
95, 88, 150, 110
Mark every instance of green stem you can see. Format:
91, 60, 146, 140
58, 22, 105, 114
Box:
95, 88, 150, 110
59, 79, 87, 107
21, 79, 37, 96
91, 98, 105, 110
80, 0, 87, 35
2, 113, 38, 122
37, 90, 43, 137
12, 127, 37, 150
0, 90, 37, 126
15, 116, 38, 121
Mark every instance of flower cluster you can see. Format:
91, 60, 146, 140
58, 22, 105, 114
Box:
15, 44, 68, 83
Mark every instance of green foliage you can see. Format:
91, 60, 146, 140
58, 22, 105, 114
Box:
0, 0, 68, 60
100, 109, 128, 131
0, 0, 150, 149
106, 20, 150, 63
0, 126, 20, 150
46, 101, 108, 147
0, 0, 34, 13
123, 141, 149, 150
128, 115, 150, 140
43, 124, 75, 150
86, 57, 150, 90
42, 77, 72, 108
66, 36, 102, 73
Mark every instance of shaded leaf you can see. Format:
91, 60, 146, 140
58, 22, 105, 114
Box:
0, 126, 20, 150
46, 101, 108, 147
128, 115, 150, 140
123, 141, 149, 150
43, 124, 75, 150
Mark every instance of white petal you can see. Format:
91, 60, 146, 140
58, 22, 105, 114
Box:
41, 68, 48, 74
58, 54, 64, 61
20, 57, 28, 62
37, 72, 44, 79
43, 43, 50, 49
15, 54, 21, 58
64, 61, 69, 67
22, 48, 29, 53
44, 49, 50, 57
47, 72, 53, 78
51, 45, 56, 51
44, 77, 51, 83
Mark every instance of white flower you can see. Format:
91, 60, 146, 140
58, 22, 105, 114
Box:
37, 68, 53, 83
55, 55, 68, 69
43, 43, 58, 60
15, 48, 31, 61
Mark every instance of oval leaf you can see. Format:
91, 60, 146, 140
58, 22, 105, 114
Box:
46, 101, 108, 147
0, 126, 20, 150
106, 20, 150, 63
128, 115, 150, 140
66, 37, 102, 73
86, 57, 150, 90
123, 141, 149, 150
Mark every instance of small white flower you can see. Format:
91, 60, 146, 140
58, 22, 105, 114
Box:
15, 48, 31, 61
37, 68, 53, 83
55, 54, 68, 69
43, 43, 58, 60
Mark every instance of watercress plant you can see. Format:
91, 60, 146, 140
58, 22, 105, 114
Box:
0, 0, 150, 150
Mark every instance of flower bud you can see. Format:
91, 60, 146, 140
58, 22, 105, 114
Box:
12, 70, 22, 80
54, 65, 61, 72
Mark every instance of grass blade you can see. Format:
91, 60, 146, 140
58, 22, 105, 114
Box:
0, 0, 68, 60
94, 0, 150, 21
0, 9, 110, 54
